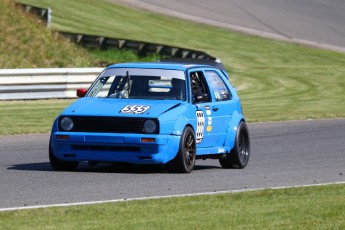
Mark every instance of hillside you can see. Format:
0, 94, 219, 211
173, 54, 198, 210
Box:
1, 0, 345, 127
0, 0, 93, 68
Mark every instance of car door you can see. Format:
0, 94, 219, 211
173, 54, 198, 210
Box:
188, 69, 223, 148
203, 69, 235, 147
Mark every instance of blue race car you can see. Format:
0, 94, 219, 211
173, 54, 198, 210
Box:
49, 59, 250, 173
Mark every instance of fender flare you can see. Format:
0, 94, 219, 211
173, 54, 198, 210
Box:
224, 111, 246, 151
171, 116, 192, 136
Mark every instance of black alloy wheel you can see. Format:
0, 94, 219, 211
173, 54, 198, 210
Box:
168, 126, 196, 173
219, 121, 250, 169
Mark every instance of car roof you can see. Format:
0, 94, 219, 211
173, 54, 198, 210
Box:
106, 58, 225, 72
162, 58, 226, 71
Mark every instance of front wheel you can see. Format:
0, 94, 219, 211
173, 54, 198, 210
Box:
167, 126, 196, 173
49, 142, 79, 171
219, 121, 250, 169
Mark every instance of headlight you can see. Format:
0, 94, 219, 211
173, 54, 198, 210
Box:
143, 119, 157, 134
60, 117, 74, 131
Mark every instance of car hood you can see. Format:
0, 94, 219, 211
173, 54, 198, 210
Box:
61, 97, 182, 118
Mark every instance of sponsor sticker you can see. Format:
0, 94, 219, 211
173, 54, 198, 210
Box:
208, 117, 212, 126
205, 105, 211, 115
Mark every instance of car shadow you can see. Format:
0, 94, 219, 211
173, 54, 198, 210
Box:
8, 162, 221, 174
7, 162, 53, 172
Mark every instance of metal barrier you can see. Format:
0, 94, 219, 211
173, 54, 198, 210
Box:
60, 32, 216, 59
15, 2, 52, 27
2, 3, 217, 100
15, 2, 216, 60
0, 68, 102, 100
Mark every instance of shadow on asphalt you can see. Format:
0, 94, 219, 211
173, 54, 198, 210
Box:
7, 162, 52, 172
7, 162, 221, 174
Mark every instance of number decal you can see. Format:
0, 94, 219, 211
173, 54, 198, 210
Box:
196, 111, 205, 143
120, 105, 150, 114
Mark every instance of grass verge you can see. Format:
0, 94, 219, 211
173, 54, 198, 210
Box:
86, 48, 162, 66
1, 183, 344, 229
7, 0, 344, 133
0, 99, 75, 135
0, 0, 162, 68
0, 0, 93, 68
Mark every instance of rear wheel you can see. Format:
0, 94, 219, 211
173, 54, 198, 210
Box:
49, 142, 78, 171
168, 126, 196, 173
219, 121, 250, 169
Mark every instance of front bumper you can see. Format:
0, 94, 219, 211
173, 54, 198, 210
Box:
50, 132, 180, 164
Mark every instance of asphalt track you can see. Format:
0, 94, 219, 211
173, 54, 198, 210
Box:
1, 1, 345, 210
1, 119, 344, 209
114, 0, 345, 52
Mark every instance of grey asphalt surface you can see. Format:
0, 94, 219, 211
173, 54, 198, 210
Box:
1, 1, 345, 210
114, 0, 345, 51
1, 119, 344, 209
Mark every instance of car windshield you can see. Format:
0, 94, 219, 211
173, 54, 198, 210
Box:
86, 68, 186, 100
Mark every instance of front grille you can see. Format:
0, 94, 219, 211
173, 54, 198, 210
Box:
59, 116, 158, 134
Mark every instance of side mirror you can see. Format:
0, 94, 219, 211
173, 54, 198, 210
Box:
76, 88, 87, 98
195, 93, 209, 103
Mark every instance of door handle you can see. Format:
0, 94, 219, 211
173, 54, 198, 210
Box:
212, 107, 219, 112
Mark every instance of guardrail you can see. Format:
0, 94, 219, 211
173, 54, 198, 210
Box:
0, 68, 102, 100
60, 32, 215, 60
15, 2, 51, 27
15, 2, 216, 60
16, 2, 216, 60
3, 3, 217, 100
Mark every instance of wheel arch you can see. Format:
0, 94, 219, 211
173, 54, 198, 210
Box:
224, 111, 246, 150
171, 115, 194, 136
167, 125, 196, 173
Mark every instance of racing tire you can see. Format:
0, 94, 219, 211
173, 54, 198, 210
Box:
167, 126, 196, 173
219, 121, 250, 169
49, 142, 79, 171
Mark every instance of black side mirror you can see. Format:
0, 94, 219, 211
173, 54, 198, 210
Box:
195, 93, 209, 103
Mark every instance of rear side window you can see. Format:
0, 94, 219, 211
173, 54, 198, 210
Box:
205, 71, 232, 101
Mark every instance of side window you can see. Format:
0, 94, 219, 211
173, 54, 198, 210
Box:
189, 71, 211, 104
205, 71, 232, 101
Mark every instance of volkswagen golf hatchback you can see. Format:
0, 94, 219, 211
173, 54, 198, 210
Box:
49, 59, 250, 173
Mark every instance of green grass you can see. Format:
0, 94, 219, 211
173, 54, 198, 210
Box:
0, 99, 75, 135
14, 0, 345, 117
87, 48, 162, 66
1, 3, 344, 227
0, 0, 160, 68
1, 184, 344, 229
1, 0, 344, 135
0, 0, 93, 68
